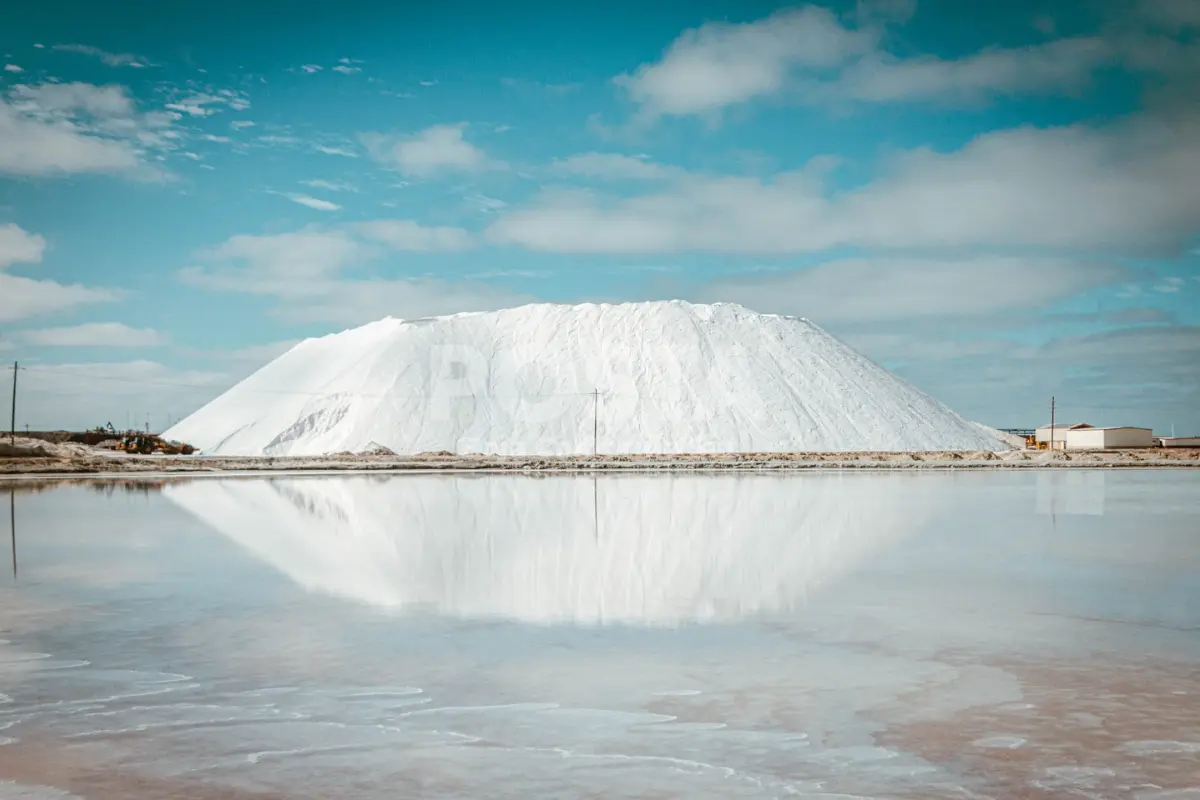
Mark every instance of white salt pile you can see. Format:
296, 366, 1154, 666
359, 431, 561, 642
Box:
165, 301, 1007, 456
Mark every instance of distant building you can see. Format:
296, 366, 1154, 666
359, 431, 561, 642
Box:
1035, 422, 1093, 450
1157, 436, 1200, 448
1064, 427, 1155, 450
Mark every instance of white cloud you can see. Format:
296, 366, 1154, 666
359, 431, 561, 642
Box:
314, 144, 357, 157
0, 223, 46, 268
15, 322, 169, 347
465, 193, 508, 213
230, 120, 256, 130
487, 113, 1200, 255
332, 65, 362, 75
52, 43, 151, 68
0, 273, 123, 323
195, 229, 371, 281
689, 257, 1135, 323
300, 64, 323, 73
551, 152, 682, 180
361, 124, 498, 176
1154, 276, 1187, 293
833, 37, 1113, 104
0, 223, 123, 323
3, 64, 22, 73
354, 220, 474, 251
616, 5, 1200, 118
616, 6, 876, 118
9, 81, 137, 117
164, 90, 250, 117
180, 224, 502, 325
282, 193, 341, 212
0, 82, 176, 178
300, 179, 357, 192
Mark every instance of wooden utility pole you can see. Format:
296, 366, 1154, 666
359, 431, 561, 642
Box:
592, 388, 599, 457
1049, 396, 1056, 451
9, 361, 16, 445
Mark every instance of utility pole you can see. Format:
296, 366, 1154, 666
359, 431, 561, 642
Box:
9, 361, 17, 445
592, 388, 599, 458
1049, 396, 1056, 451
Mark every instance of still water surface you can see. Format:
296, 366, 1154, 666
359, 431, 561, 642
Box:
1, 471, 1198, 799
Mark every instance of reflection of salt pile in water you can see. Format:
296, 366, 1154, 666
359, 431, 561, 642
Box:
166, 474, 933, 626
164, 301, 1007, 456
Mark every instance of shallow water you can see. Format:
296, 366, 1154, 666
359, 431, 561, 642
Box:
1, 471, 1197, 799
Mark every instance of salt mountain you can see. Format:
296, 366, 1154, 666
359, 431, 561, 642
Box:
165, 301, 1006, 456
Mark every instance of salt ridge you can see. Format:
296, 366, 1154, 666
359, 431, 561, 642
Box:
165, 301, 1007, 455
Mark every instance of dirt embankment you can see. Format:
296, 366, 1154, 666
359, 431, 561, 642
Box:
1, 435, 1198, 476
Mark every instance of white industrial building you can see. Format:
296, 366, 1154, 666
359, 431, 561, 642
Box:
1035, 423, 1155, 450
1157, 436, 1200, 448
1035, 423, 1093, 449
1065, 427, 1155, 450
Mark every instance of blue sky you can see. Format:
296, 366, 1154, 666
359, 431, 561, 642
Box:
1, 0, 1198, 433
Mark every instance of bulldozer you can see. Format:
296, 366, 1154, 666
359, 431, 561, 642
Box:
118, 432, 196, 455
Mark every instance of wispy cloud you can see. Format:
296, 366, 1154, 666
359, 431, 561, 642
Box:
280, 192, 342, 212
314, 144, 358, 157
164, 89, 250, 117
15, 322, 169, 347
3, 64, 22, 73
52, 43, 153, 68
333, 57, 363, 75
361, 123, 502, 176
179, 223, 514, 325
300, 179, 357, 192
551, 152, 683, 180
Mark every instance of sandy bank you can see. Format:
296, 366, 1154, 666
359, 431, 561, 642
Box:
1, 435, 1197, 476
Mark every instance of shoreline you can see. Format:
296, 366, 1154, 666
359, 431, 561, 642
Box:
2, 447, 1198, 478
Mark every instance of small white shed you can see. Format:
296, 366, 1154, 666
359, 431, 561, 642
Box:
1157, 436, 1200, 448
1035, 423, 1093, 449
1065, 426, 1155, 450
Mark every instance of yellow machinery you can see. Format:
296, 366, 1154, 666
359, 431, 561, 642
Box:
119, 434, 195, 455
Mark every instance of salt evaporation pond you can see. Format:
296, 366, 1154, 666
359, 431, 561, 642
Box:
1, 471, 1198, 799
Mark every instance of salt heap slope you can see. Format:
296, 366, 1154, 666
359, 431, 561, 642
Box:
165, 301, 1005, 456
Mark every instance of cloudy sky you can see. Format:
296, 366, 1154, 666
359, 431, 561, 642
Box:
1, 0, 1198, 434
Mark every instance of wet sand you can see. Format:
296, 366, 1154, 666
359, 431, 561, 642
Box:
880, 654, 1200, 799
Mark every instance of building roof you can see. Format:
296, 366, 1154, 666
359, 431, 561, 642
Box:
1036, 422, 1093, 431
1074, 426, 1153, 432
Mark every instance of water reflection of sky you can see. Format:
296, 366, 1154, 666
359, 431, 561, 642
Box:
1, 471, 1198, 799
